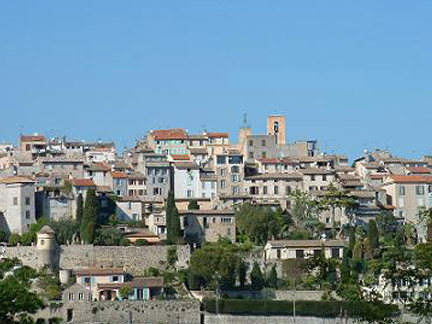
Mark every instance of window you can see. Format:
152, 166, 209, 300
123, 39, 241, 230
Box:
25, 197, 31, 205
331, 248, 340, 258
217, 156, 227, 165
416, 186, 425, 195
398, 210, 405, 218
274, 186, 279, 195
25, 210, 31, 219
231, 174, 239, 182
153, 188, 162, 195
276, 249, 281, 259
138, 189, 144, 196
399, 186, 406, 196
261, 139, 266, 146
231, 186, 239, 195
84, 277, 91, 284
249, 140, 254, 146
78, 293, 84, 300
227, 228, 232, 236
310, 175, 316, 181
313, 249, 323, 257
221, 217, 232, 223
187, 190, 193, 198
228, 156, 243, 164
322, 175, 327, 181
296, 250, 304, 259
263, 186, 268, 194
128, 202, 132, 209
286, 186, 291, 194
220, 168, 226, 177
13, 197, 18, 205
220, 180, 227, 189
132, 213, 138, 221
203, 217, 209, 228
68, 293, 75, 301
231, 166, 240, 174
248, 152, 254, 159
261, 151, 267, 158
112, 276, 119, 282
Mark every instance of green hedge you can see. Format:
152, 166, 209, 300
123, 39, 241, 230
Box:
202, 299, 399, 320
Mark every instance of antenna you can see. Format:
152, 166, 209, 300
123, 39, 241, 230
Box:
241, 113, 249, 128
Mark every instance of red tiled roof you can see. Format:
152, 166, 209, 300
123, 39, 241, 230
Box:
97, 277, 164, 289
170, 154, 190, 161
72, 178, 96, 187
151, 129, 188, 140
388, 175, 432, 184
20, 135, 46, 142
87, 162, 111, 172
207, 132, 229, 138
112, 171, 128, 179
407, 167, 431, 174
369, 174, 385, 179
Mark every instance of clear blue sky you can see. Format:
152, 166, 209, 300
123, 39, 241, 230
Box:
1, 1, 431, 160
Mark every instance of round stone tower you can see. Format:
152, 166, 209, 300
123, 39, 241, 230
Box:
36, 225, 57, 270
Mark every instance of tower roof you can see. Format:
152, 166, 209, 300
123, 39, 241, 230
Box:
38, 225, 55, 235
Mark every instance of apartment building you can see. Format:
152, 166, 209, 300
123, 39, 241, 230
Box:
0, 176, 36, 234
265, 239, 346, 260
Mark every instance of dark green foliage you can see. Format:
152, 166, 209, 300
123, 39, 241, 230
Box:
49, 218, 79, 245
236, 204, 291, 245
8, 233, 21, 246
14, 266, 38, 285
167, 246, 178, 268
187, 199, 199, 210
166, 191, 181, 245
0, 230, 8, 242
250, 262, 264, 290
266, 265, 278, 288
189, 240, 246, 290
236, 260, 248, 288
348, 226, 356, 258
135, 239, 148, 246
80, 189, 99, 244
202, 299, 399, 320
0, 277, 44, 324
93, 227, 125, 246
414, 243, 432, 270
367, 220, 379, 250
76, 193, 83, 224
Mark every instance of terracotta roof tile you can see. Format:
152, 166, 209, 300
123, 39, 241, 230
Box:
207, 132, 229, 138
388, 175, 432, 184
20, 135, 46, 142
112, 171, 128, 179
151, 129, 188, 140
407, 167, 431, 174
0, 176, 34, 184
72, 178, 96, 187
170, 154, 190, 161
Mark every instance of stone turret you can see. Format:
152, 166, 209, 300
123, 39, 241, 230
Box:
36, 225, 57, 270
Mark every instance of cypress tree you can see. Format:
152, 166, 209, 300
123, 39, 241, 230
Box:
250, 262, 264, 290
166, 190, 181, 245
80, 189, 99, 244
76, 193, 84, 224
188, 199, 199, 210
348, 226, 356, 258
367, 220, 379, 250
266, 265, 278, 288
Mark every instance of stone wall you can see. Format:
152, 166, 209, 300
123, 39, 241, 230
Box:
4, 244, 190, 274
37, 300, 200, 324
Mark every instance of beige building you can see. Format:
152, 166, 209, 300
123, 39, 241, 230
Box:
382, 175, 432, 241
265, 239, 346, 260
180, 209, 236, 245
301, 168, 335, 192
0, 176, 36, 234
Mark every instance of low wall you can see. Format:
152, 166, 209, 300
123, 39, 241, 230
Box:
37, 300, 201, 324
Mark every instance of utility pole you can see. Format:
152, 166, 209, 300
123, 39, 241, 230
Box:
293, 279, 296, 323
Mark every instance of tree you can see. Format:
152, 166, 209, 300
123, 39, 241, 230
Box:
49, 218, 79, 245
166, 191, 181, 245
236, 204, 291, 245
0, 277, 44, 324
236, 260, 248, 288
80, 189, 99, 244
76, 193, 84, 224
250, 262, 264, 290
367, 220, 379, 250
119, 285, 132, 300
189, 240, 245, 290
188, 199, 199, 210
167, 246, 178, 269
348, 226, 356, 258
420, 207, 432, 242
266, 265, 278, 288
93, 228, 124, 246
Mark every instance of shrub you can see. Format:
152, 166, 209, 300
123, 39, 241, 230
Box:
202, 299, 399, 320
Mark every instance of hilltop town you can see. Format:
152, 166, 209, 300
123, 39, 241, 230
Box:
1, 114, 432, 324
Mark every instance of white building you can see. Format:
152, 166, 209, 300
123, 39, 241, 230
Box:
264, 239, 346, 260
0, 176, 36, 234
173, 162, 202, 199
